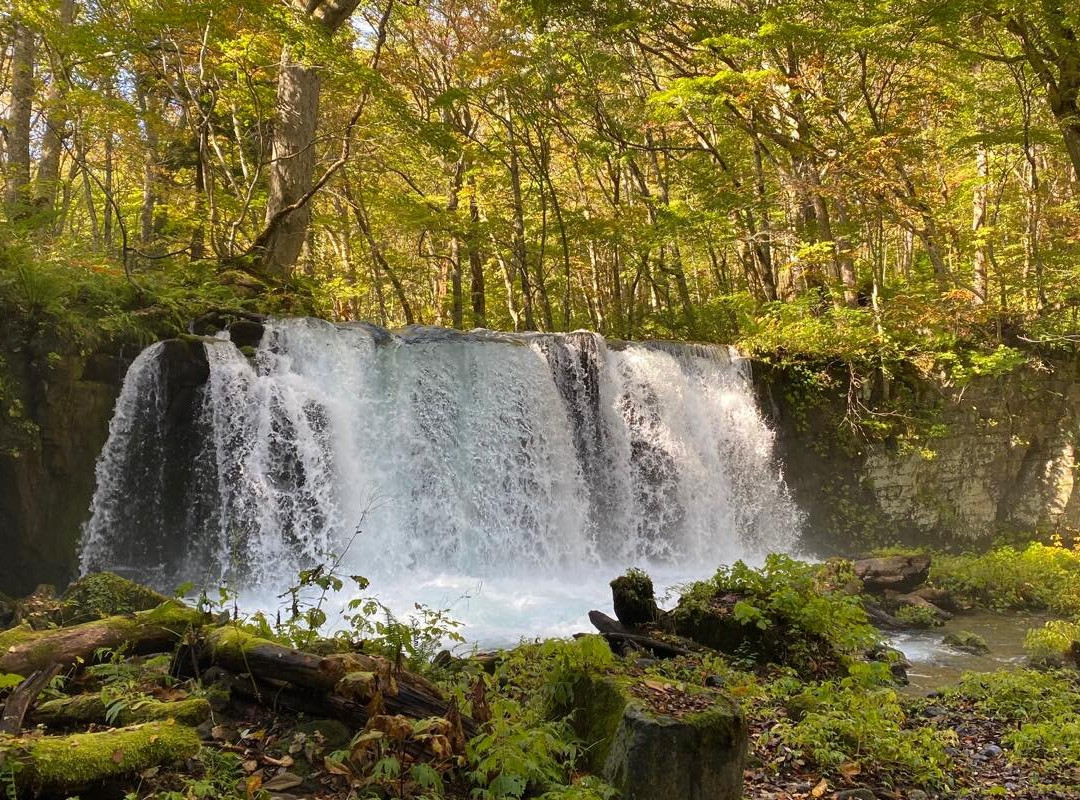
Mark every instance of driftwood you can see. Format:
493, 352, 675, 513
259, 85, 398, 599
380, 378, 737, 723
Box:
0, 601, 207, 675
0, 663, 62, 734
203, 626, 473, 733
588, 610, 695, 658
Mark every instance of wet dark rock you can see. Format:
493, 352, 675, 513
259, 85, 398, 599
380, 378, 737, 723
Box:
943, 631, 990, 655
227, 319, 265, 349
835, 790, 876, 800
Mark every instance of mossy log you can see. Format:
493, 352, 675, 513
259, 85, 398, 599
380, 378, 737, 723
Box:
0, 601, 207, 675
203, 627, 471, 731
33, 693, 211, 728
2, 720, 200, 794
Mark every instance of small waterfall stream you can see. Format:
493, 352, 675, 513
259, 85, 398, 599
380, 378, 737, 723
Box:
81, 318, 800, 643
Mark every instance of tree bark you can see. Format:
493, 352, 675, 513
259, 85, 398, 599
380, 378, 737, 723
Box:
0, 602, 207, 675
34, 0, 77, 218
262, 50, 320, 276
972, 143, 990, 303
4, 18, 35, 218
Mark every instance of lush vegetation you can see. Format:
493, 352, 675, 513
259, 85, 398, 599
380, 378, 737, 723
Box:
930, 541, 1080, 615
0, 0, 1078, 366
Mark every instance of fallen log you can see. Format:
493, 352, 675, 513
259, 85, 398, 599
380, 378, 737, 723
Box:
588, 610, 695, 658
0, 663, 62, 734
0, 601, 208, 676
33, 693, 211, 728
1, 720, 200, 794
203, 626, 471, 731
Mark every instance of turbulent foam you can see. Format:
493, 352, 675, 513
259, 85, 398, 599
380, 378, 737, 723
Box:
80, 318, 801, 643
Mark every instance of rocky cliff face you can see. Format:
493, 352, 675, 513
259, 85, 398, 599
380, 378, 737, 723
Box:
0, 336, 128, 596
757, 354, 1080, 554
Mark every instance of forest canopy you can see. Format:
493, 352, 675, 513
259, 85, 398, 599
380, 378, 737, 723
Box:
1, 0, 1078, 353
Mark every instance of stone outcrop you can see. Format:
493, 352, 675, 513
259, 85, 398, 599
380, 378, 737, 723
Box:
757, 353, 1080, 552
0, 335, 126, 595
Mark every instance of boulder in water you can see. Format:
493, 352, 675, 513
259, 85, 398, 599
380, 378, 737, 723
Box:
226, 319, 265, 349
569, 673, 746, 800
943, 631, 989, 655
853, 554, 931, 594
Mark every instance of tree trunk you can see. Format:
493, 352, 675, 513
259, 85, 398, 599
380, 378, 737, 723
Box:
972, 144, 990, 303
4, 19, 35, 218
467, 184, 486, 327
0, 602, 207, 675
7, 722, 200, 795
262, 49, 320, 276
34, 0, 76, 218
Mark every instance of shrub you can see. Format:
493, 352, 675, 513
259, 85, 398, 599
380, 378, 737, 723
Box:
1024, 620, 1080, 667
673, 555, 880, 673
931, 543, 1080, 615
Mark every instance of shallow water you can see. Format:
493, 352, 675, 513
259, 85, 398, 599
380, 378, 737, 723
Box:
889, 609, 1052, 694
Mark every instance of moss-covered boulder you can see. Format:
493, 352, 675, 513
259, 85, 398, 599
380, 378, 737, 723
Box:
569, 673, 746, 800
58, 572, 170, 624
943, 631, 989, 655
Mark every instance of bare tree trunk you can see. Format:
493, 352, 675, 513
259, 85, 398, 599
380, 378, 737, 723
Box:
4, 19, 35, 218
505, 100, 535, 330
136, 77, 161, 248
972, 144, 990, 303
446, 157, 464, 329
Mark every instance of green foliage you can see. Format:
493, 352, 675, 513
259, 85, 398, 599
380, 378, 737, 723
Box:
155, 747, 265, 800
931, 543, 1080, 614
943, 670, 1080, 771
942, 670, 1080, 723
894, 604, 941, 629
677, 555, 880, 669
773, 665, 952, 786
1025, 620, 1080, 666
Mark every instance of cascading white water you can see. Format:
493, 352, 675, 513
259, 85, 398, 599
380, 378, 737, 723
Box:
81, 318, 800, 643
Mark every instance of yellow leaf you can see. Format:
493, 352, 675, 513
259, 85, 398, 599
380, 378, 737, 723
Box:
811, 778, 828, 797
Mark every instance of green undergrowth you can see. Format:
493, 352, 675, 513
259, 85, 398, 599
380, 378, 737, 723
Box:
930, 542, 1080, 614
942, 670, 1080, 770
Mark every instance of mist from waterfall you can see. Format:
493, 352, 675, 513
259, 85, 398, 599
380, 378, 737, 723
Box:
81, 318, 800, 643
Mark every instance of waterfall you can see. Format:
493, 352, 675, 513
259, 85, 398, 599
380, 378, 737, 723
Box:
81, 318, 800, 642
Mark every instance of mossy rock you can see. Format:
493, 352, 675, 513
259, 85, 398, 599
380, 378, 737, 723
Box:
58, 572, 170, 624
569, 673, 746, 800
296, 719, 352, 750
671, 598, 758, 655
943, 631, 989, 655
